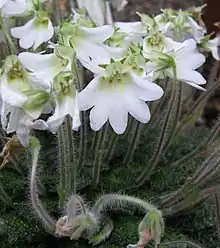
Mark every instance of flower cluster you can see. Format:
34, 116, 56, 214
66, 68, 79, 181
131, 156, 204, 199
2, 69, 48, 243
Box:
0, 1, 218, 146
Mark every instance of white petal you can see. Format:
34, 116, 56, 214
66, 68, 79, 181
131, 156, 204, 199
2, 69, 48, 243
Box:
208, 38, 220, 60
115, 21, 143, 35
177, 69, 206, 88
19, 31, 35, 49
19, 52, 54, 72
80, 25, 114, 42
47, 96, 73, 133
188, 17, 206, 42
76, 39, 112, 61
6, 107, 20, 133
108, 102, 128, 134
47, 116, 66, 134
90, 104, 109, 131
176, 52, 205, 70
28, 119, 48, 130
43, 19, 54, 42
33, 31, 45, 50
127, 97, 151, 123
18, 52, 58, 82
0, 0, 8, 9
0, 101, 11, 130
78, 77, 100, 110
71, 92, 81, 131
1, 77, 27, 107
131, 73, 164, 101
164, 37, 183, 52
10, 19, 34, 38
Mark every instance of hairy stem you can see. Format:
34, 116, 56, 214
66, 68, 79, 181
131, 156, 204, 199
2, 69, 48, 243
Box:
65, 116, 77, 195
92, 124, 109, 188
29, 138, 56, 233
92, 194, 158, 216
105, 132, 119, 164
123, 122, 144, 165
136, 82, 177, 186
160, 241, 204, 248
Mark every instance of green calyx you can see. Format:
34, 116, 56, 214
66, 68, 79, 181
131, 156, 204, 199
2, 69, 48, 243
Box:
156, 52, 176, 71
23, 89, 50, 112
33, 11, 49, 30
31, 0, 44, 11
105, 27, 127, 47
123, 43, 146, 75
187, 4, 207, 21
53, 71, 76, 101
160, 8, 177, 23
198, 34, 212, 49
137, 12, 158, 33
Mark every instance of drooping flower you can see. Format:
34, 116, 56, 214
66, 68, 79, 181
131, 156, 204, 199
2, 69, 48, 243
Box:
198, 35, 220, 60
155, 9, 206, 42
18, 45, 73, 85
47, 71, 81, 133
58, 20, 114, 68
142, 29, 183, 59
11, 10, 54, 49
0, 55, 51, 119
78, 60, 163, 134
0, 102, 48, 147
148, 39, 206, 90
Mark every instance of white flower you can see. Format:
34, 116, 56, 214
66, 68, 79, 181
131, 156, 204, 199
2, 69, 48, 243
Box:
11, 11, 54, 50
1, 0, 32, 17
0, 55, 51, 119
149, 39, 206, 90
155, 10, 206, 42
1, 102, 47, 147
47, 72, 81, 133
207, 37, 220, 60
188, 17, 206, 42
78, 61, 163, 134
0, 55, 32, 108
143, 32, 183, 59
199, 36, 220, 60
18, 45, 72, 85
115, 21, 144, 38
59, 22, 114, 68
76, 0, 105, 26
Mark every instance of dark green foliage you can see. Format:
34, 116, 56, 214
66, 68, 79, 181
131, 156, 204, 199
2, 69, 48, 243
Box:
0, 122, 219, 248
